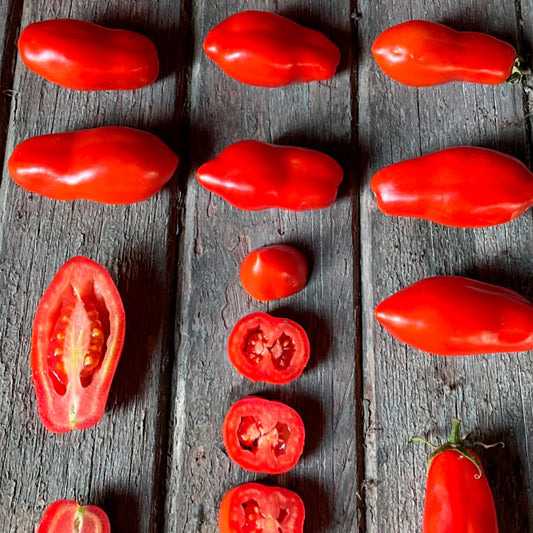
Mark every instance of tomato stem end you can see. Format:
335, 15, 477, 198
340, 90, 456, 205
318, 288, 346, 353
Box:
507, 56, 531, 84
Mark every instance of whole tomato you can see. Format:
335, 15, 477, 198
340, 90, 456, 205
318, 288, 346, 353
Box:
37, 500, 110, 533
18, 18, 159, 90
204, 10, 340, 87
8, 126, 179, 204
372, 20, 518, 86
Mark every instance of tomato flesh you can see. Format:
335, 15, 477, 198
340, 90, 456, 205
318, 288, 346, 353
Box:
37, 499, 110, 533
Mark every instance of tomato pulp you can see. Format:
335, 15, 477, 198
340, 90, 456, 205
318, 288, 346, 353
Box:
37, 500, 110, 533
31, 257, 125, 433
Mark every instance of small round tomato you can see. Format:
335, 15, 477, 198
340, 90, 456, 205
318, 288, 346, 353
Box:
240, 244, 308, 301
223, 396, 305, 474
228, 312, 310, 384
37, 499, 110, 533
219, 483, 305, 533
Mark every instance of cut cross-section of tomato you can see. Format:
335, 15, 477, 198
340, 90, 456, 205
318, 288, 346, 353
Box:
223, 397, 305, 474
218, 483, 305, 533
228, 312, 310, 384
37, 499, 110, 532
31, 256, 125, 433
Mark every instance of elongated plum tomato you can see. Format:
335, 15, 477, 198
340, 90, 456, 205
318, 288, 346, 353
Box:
228, 312, 310, 384
240, 245, 308, 301
18, 18, 159, 90
31, 257, 125, 433
203, 10, 340, 87
422, 420, 498, 533
197, 140, 343, 211
375, 276, 533, 355
8, 126, 179, 204
38, 500, 111, 533
371, 147, 533, 228
223, 397, 305, 474
371, 20, 518, 86
219, 483, 305, 533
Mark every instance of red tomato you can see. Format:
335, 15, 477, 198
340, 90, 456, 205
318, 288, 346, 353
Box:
37, 499, 110, 533
240, 245, 308, 301
32, 256, 125, 433
8, 126, 179, 204
219, 483, 305, 533
371, 147, 533, 228
375, 276, 533, 356
228, 312, 310, 384
223, 396, 305, 474
372, 20, 517, 86
423, 420, 498, 533
203, 10, 340, 87
18, 18, 159, 90
197, 140, 343, 211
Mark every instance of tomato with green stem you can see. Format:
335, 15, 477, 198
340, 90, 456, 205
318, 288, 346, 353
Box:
37, 500, 110, 532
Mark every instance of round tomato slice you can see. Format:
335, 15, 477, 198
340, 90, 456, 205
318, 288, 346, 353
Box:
219, 483, 305, 533
31, 256, 125, 433
228, 312, 310, 384
37, 500, 110, 533
223, 397, 305, 474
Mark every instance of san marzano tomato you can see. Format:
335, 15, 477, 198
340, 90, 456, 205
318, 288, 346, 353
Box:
228, 312, 310, 384
219, 483, 305, 533
37, 499, 110, 532
223, 397, 305, 474
31, 256, 125, 433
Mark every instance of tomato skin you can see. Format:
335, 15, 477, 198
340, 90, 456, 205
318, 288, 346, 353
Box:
240, 245, 308, 301
375, 276, 533, 356
32, 256, 125, 433
228, 312, 310, 384
203, 10, 340, 87
8, 126, 179, 204
223, 396, 305, 474
219, 483, 305, 533
197, 140, 343, 211
37, 500, 110, 533
18, 18, 159, 90
371, 147, 533, 228
372, 20, 516, 86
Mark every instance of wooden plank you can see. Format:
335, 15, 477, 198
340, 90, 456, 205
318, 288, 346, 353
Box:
359, 0, 533, 531
0, 2, 184, 530
165, 1, 359, 531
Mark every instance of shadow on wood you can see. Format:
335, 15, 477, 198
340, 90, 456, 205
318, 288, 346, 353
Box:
97, 488, 141, 533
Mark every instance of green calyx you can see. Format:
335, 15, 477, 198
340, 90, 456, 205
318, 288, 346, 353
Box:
507, 57, 531, 84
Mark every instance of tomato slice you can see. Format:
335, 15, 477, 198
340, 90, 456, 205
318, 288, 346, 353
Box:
37, 500, 110, 533
223, 397, 305, 474
219, 483, 305, 533
228, 313, 310, 385
31, 256, 125, 433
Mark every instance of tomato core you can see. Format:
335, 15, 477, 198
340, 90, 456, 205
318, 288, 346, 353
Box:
241, 498, 290, 533
237, 416, 291, 457
244, 330, 295, 369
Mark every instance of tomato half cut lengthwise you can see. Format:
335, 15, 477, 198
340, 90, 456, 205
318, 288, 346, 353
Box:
37, 499, 111, 533
197, 140, 343, 211
228, 312, 310, 385
223, 397, 305, 474
203, 10, 340, 87
19, 18, 159, 90
32, 256, 125, 433
219, 483, 305, 533
8, 126, 179, 204
371, 20, 518, 87
371, 147, 533, 228
375, 276, 533, 356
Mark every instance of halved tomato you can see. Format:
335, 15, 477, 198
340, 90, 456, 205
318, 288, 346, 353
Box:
37, 500, 110, 532
31, 256, 125, 433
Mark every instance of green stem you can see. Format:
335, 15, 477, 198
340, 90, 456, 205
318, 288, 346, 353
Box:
449, 418, 462, 446
507, 57, 532, 84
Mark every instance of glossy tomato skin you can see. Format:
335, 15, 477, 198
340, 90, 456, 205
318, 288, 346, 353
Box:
37, 499, 110, 533
19, 18, 159, 90
228, 312, 310, 384
240, 245, 308, 301
8, 126, 179, 204
197, 140, 343, 211
219, 483, 305, 533
223, 396, 305, 474
372, 20, 516, 86
32, 256, 125, 433
203, 10, 340, 87
371, 147, 533, 228
375, 276, 533, 356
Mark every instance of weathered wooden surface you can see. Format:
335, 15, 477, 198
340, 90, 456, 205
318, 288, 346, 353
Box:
0, 0, 533, 531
